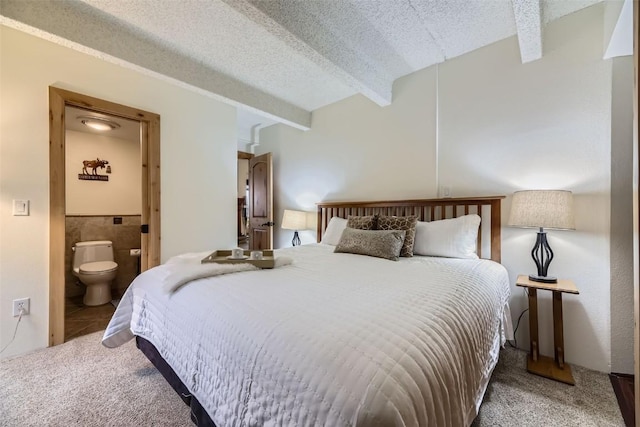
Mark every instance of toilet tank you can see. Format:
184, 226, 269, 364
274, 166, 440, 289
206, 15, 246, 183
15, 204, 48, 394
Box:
73, 240, 114, 270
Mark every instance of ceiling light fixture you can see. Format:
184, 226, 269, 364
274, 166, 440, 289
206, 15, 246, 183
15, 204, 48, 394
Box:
79, 116, 121, 131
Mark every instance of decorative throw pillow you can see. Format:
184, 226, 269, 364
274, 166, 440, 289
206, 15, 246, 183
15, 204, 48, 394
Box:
346, 215, 377, 230
413, 214, 481, 259
321, 217, 348, 246
334, 228, 406, 261
376, 215, 418, 257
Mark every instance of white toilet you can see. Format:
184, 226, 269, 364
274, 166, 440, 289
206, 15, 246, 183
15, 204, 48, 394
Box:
72, 240, 118, 306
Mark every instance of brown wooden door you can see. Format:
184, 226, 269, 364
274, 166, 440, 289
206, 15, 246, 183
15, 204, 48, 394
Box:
248, 152, 273, 250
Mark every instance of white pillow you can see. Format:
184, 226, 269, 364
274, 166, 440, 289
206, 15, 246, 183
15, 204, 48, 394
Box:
413, 214, 481, 259
321, 217, 348, 246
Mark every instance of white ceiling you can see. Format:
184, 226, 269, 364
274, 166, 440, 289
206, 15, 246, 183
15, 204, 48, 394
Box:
2, 0, 603, 132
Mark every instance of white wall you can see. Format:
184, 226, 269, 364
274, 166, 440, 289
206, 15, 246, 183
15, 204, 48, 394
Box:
257, 66, 438, 248
258, 5, 617, 372
0, 26, 237, 358
438, 4, 612, 372
65, 130, 141, 215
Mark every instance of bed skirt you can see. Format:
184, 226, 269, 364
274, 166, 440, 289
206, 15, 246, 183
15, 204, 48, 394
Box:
136, 336, 216, 427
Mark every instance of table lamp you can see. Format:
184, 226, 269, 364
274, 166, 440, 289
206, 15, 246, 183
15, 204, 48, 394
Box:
508, 190, 575, 283
281, 209, 306, 246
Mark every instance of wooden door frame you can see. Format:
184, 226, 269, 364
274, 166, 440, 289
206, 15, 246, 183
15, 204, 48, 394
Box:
237, 151, 254, 243
48, 87, 161, 346
634, 0, 639, 423
238, 150, 254, 160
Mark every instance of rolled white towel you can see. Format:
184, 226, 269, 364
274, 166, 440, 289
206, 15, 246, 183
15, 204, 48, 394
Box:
162, 256, 293, 293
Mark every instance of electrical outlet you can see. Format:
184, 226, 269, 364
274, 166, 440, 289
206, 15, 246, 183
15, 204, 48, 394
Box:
13, 298, 30, 317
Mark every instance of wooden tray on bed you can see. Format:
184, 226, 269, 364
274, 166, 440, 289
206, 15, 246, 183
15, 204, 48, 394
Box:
201, 250, 275, 269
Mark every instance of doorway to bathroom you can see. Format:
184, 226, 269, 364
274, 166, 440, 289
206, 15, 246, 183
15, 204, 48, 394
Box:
49, 87, 161, 346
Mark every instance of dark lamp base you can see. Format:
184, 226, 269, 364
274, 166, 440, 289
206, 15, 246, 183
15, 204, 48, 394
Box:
529, 274, 558, 284
291, 231, 301, 247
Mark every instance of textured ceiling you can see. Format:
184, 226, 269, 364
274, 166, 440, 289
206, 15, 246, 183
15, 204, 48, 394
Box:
1, 0, 602, 131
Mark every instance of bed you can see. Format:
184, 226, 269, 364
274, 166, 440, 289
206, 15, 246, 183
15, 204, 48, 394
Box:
102, 196, 512, 427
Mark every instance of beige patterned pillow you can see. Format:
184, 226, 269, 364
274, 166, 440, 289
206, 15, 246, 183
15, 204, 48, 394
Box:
377, 215, 418, 257
334, 228, 406, 261
346, 215, 377, 230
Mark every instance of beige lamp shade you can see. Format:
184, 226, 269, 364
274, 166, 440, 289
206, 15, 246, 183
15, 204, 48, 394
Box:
508, 190, 575, 230
281, 209, 307, 231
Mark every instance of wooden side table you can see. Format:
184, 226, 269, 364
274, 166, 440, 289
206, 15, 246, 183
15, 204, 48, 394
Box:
516, 275, 579, 385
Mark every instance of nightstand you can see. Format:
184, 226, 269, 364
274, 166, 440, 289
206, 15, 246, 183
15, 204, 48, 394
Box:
516, 275, 579, 385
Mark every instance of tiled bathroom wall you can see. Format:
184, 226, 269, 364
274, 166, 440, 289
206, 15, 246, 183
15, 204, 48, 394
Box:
65, 215, 141, 298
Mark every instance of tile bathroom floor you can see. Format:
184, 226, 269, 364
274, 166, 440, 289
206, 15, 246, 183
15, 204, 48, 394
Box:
64, 296, 115, 342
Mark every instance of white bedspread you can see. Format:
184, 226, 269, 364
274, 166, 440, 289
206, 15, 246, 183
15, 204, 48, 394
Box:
159, 255, 293, 293
103, 244, 512, 427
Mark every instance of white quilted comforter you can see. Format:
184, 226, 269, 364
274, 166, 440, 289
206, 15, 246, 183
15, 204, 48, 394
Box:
103, 244, 512, 427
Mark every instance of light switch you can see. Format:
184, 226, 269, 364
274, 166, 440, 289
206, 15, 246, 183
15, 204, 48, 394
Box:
12, 200, 29, 216
439, 186, 452, 198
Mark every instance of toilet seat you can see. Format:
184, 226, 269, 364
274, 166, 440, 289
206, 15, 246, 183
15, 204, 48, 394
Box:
79, 261, 118, 275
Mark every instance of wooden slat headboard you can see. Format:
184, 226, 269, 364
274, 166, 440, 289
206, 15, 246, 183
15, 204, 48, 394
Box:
316, 196, 505, 262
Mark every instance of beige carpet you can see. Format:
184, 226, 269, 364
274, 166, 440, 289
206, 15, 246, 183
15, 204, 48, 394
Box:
473, 347, 624, 427
0, 331, 625, 427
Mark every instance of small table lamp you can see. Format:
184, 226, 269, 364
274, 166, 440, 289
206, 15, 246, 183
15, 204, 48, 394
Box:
281, 209, 307, 246
508, 190, 575, 283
